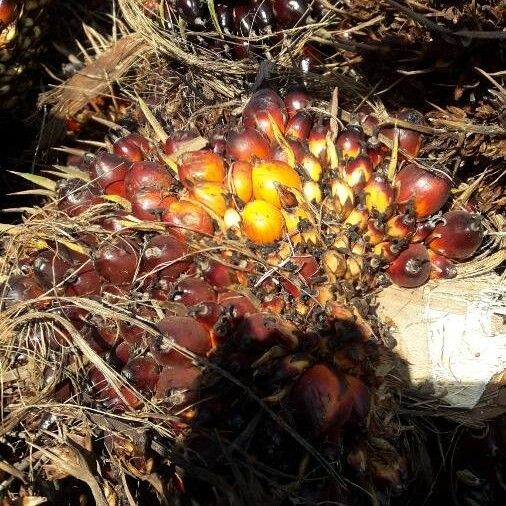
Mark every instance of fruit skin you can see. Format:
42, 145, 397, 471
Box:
87, 153, 130, 195
335, 126, 364, 160
95, 238, 140, 285
57, 179, 103, 217
64, 264, 103, 297
130, 191, 175, 221
426, 210, 483, 260
387, 243, 431, 288
230, 161, 253, 203
291, 364, 352, 436
242, 88, 288, 140
251, 160, 302, 208
381, 109, 425, 157
226, 128, 271, 162
152, 316, 212, 366
124, 161, 173, 197
272, 0, 309, 28
113, 133, 150, 162
395, 164, 451, 219
141, 234, 192, 282
178, 150, 225, 188
428, 250, 457, 280
285, 111, 313, 140
33, 250, 72, 290
284, 88, 310, 118
162, 200, 215, 237
122, 356, 160, 392
241, 200, 285, 244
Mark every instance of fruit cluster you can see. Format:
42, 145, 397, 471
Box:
141, 0, 332, 64
0, 85, 486, 502
64, 87, 482, 299
3, 225, 397, 500
0, 0, 51, 112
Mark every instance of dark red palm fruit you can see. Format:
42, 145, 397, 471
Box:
113, 341, 132, 366
271, 138, 305, 164
298, 44, 325, 74
284, 111, 313, 141
151, 316, 212, 366
102, 283, 129, 304
387, 243, 431, 288
251, 0, 274, 30
122, 356, 160, 392
284, 88, 310, 118
175, 0, 205, 26
141, 234, 191, 282
231, 40, 252, 60
113, 133, 150, 162
291, 364, 352, 436
1, 275, 44, 308
217, 290, 257, 319
342, 375, 370, 424
171, 277, 217, 306
236, 312, 298, 351
88, 366, 140, 411
380, 109, 425, 157
130, 190, 175, 221
308, 121, 330, 160
95, 237, 140, 285
162, 200, 215, 237
33, 250, 72, 289
57, 179, 104, 217
200, 260, 238, 289
178, 150, 225, 188
395, 164, 451, 219
335, 126, 364, 160
155, 364, 201, 401
427, 250, 457, 280
163, 130, 200, 155
64, 264, 102, 297
272, 0, 309, 27
216, 2, 234, 33
87, 153, 131, 195
210, 133, 227, 156
342, 154, 373, 191
124, 161, 173, 198
366, 136, 387, 168
291, 254, 320, 283
357, 104, 380, 132
242, 88, 288, 141
281, 254, 320, 296
0, 0, 20, 27
188, 301, 223, 331
426, 210, 483, 260
100, 210, 131, 233
232, 3, 254, 35
412, 218, 439, 243
226, 128, 271, 162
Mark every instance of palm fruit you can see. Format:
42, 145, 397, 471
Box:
0, 0, 52, 113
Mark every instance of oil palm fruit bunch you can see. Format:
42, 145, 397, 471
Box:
0, 85, 488, 503
0, 0, 52, 113
71, 86, 482, 294
141, 0, 332, 64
